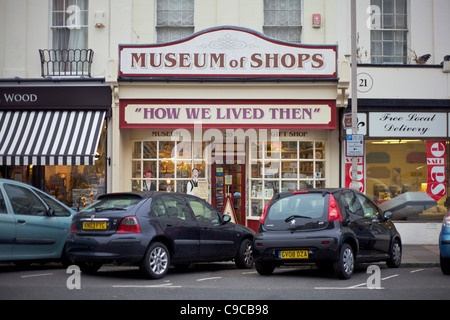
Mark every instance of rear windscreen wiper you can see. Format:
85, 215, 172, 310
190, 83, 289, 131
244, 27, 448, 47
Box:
285, 215, 311, 222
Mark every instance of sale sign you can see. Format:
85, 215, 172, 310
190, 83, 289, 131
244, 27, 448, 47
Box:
345, 154, 365, 193
426, 141, 447, 201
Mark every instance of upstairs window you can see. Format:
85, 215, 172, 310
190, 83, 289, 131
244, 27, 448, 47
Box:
45, 0, 90, 77
51, 0, 88, 51
263, 0, 302, 43
370, 0, 408, 64
156, 0, 194, 43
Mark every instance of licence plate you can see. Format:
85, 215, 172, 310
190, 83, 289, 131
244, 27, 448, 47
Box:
83, 221, 107, 230
278, 250, 309, 259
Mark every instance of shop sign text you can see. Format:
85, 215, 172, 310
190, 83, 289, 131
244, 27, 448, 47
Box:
369, 112, 447, 137
120, 100, 336, 129
426, 141, 447, 202
119, 27, 337, 78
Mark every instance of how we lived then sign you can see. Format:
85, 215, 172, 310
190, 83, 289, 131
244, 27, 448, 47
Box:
119, 100, 336, 129
119, 26, 337, 79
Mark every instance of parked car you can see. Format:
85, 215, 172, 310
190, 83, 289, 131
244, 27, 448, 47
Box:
0, 179, 75, 266
439, 211, 450, 275
254, 188, 402, 279
66, 192, 255, 279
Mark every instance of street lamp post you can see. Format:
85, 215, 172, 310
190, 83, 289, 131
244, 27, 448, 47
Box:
349, 0, 359, 191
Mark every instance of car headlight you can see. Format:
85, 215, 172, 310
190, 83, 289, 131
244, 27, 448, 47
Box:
443, 212, 450, 227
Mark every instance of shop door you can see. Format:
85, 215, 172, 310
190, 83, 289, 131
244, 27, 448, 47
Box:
211, 143, 246, 225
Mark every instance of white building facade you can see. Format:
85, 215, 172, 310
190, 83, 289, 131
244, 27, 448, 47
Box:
1, 0, 449, 243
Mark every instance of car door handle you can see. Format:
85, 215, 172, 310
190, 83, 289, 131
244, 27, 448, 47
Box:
18, 219, 26, 223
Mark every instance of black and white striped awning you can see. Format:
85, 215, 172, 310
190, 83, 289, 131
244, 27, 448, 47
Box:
0, 110, 105, 166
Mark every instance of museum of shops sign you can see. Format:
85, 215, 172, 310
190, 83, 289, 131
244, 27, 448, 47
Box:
119, 26, 337, 79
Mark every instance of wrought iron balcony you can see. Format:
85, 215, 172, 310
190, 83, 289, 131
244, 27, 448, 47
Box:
39, 49, 94, 78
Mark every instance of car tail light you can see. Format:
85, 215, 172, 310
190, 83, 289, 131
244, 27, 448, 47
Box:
259, 200, 272, 224
443, 212, 450, 227
70, 222, 77, 234
117, 216, 141, 233
327, 194, 343, 222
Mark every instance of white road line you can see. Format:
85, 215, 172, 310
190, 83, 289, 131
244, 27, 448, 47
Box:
196, 277, 222, 282
113, 283, 181, 288
381, 274, 399, 280
410, 269, 424, 273
21, 273, 54, 278
242, 271, 257, 275
315, 274, 398, 290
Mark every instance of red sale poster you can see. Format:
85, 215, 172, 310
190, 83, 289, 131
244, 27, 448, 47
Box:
345, 155, 365, 193
426, 141, 447, 201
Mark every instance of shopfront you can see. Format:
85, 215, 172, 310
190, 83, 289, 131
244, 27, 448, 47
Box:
0, 82, 111, 210
115, 26, 345, 231
342, 102, 450, 243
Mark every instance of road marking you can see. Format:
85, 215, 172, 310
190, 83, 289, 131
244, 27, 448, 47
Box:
410, 269, 424, 273
196, 277, 222, 282
242, 271, 257, 275
315, 274, 398, 290
21, 273, 54, 278
113, 283, 181, 288
381, 274, 399, 280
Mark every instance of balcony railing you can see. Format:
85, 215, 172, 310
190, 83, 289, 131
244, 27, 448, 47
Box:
39, 49, 94, 78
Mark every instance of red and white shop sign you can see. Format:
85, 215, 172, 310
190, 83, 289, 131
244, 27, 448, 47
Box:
119, 26, 337, 79
426, 141, 447, 201
119, 99, 336, 129
345, 155, 365, 193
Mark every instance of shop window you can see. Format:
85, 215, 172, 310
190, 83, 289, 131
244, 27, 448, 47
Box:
249, 140, 326, 218
0, 122, 107, 211
366, 140, 448, 221
132, 140, 206, 193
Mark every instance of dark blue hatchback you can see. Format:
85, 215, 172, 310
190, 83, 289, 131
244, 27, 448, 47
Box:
254, 189, 402, 279
66, 192, 254, 279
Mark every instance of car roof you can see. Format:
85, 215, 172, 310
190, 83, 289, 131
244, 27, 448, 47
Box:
97, 191, 199, 200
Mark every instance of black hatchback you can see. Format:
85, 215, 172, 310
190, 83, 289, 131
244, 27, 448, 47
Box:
66, 192, 255, 279
253, 189, 402, 279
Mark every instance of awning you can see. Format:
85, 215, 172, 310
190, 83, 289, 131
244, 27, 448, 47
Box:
0, 110, 105, 166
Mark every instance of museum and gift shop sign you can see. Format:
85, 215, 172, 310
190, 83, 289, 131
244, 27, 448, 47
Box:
119, 26, 337, 79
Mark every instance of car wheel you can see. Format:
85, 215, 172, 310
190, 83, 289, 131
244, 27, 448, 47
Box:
255, 260, 276, 276
440, 254, 450, 275
140, 242, 170, 279
235, 239, 254, 269
333, 243, 354, 279
386, 239, 402, 268
78, 261, 102, 274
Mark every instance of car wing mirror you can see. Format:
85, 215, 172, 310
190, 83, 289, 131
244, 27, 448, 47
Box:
222, 214, 231, 224
47, 208, 56, 216
383, 211, 393, 221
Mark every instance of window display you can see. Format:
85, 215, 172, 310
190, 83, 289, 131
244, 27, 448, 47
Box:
132, 140, 206, 193
249, 140, 326, 217
366, 139, 448, 221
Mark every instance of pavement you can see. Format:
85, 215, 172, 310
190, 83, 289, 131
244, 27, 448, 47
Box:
401, 245, 440, 267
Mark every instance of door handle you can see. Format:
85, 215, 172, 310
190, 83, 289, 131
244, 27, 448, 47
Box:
17, 219, 26, 224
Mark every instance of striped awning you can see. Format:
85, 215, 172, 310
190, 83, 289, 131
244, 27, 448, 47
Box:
0, 110, 105, 166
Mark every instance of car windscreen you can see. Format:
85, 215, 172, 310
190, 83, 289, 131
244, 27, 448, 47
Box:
80, 195, 142, 213
265, 193, 327, 230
